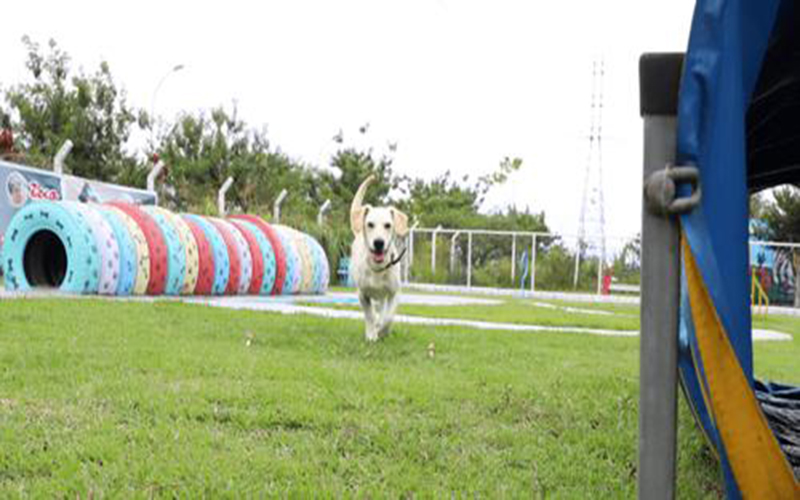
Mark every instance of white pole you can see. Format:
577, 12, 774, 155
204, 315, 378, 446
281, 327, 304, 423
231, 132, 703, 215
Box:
407, 221, 420, 283
511, 234, 517, 284
273, 189, 288, 223
467, 231, 473, 288
147, 160, 166, 192
450, 231, 461, 274
217, 176, 234, 216
53, 140, 73, 175
317, 199, 331, 226
431, 225, 442, 275
531, 234, 537, 292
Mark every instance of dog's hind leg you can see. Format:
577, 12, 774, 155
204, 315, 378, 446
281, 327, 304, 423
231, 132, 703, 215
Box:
359, 291, 379, 341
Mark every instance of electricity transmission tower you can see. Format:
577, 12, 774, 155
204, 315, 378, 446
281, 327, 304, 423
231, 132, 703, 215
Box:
574, 58, 607, 293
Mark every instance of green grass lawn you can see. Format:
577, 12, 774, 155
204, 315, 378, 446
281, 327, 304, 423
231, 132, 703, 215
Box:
0, 297, 797, 497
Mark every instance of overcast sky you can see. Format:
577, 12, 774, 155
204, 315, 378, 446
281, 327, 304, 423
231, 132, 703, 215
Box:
1, 0, 696, 241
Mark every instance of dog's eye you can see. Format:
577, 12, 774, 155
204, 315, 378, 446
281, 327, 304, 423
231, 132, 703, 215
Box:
384, 223, 391, 230
367, 222, 375, 229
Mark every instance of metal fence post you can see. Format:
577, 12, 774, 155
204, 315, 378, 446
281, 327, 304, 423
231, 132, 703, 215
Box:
217, 176, 234, 216
511, 234, 517, 283
273, 189, 288, 223
638, 52, 683, 500
53, 140, 73, 176
467, 231, 473, 288
147, 160, 166, 193
531, 234, 537, 292
450, 231, 461, 275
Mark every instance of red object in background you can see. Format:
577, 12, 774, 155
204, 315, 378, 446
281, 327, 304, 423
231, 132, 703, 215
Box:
602, 273, 613, 295
152, 152, 159, 164
0, 128, 14, 152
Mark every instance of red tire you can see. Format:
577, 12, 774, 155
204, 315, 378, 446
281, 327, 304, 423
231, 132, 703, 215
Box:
106, 202, 168, 295
182, 216, 215, 295
229, 215, 286, 295
229, 219, 265, 295
207, 217, 241, 295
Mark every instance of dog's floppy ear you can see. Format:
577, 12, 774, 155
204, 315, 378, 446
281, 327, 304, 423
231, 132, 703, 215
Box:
352, 205, 371, 234
391, 207, 409, 237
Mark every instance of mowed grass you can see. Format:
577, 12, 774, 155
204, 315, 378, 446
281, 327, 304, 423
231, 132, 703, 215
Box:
0, 298, 797, 497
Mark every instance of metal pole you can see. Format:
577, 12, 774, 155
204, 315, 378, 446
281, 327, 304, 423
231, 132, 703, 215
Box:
217, 176, 234, 216
407, 221, 420, 284
273, 189, 288, 223
450, 231, 461, 275
638, 53, 682, 500
467, 232, 473, 288
531, 234, 537, 292
147, 160, 166, 193
573, 241, 581, 289
431, 229, 438, 275
53, 140, 73, 175
511, 234, 517, 284
317, 199, 331, 226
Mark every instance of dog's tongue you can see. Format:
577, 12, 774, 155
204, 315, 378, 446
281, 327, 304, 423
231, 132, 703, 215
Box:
373, 251, 385, 263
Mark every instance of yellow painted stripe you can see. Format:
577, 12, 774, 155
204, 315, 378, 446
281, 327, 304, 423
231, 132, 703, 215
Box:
683, 235, 799, 498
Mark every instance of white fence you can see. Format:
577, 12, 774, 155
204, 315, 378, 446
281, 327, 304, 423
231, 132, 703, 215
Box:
403, 227, 641, 295
400, 227, 800, 303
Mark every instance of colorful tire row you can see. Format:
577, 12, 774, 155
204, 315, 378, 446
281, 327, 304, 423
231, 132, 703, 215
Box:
1, 201, 329, 296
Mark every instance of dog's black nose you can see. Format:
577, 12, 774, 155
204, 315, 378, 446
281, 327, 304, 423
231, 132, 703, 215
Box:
373, 239, 385, 252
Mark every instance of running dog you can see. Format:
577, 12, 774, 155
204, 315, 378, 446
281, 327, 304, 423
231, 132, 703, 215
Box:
350, 175, 409, 341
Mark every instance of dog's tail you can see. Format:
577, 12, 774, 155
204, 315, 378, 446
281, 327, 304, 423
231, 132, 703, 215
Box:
350, 174, 375, 224
350, 174, 375, 234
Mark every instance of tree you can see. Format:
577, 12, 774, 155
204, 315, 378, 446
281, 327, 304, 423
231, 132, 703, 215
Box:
315, 124, 400, 225
762, 186, 800, 306
157, 106, 314, 216
1, 36, 142, 181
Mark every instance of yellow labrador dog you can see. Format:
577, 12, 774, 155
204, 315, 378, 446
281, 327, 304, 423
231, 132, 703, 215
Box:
350, 175, 409, 341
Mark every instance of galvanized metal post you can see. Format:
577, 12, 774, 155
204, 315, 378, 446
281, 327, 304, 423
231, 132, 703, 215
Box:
431, 228, 438, 275
273, 189, 288, 223
467, 231, 473, 288
53, 140, 73, 176
511, 234, 517, 284
638, 53, 683, 500
530, 234, 537, 292
147, 160, 166, 193
317, 199, 331, 226
450, 231, 461, 275
217, 176, 234, 216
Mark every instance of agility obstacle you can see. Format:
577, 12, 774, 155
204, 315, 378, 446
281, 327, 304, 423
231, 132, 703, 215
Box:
1, 201, 329, 296
639, 1, 800, 498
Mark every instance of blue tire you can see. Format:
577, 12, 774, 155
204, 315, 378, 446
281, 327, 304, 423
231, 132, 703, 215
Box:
97, 207, 138, 296
273, 227, 300, 295
236, 220, 277, 295
143, 206, 186, 296
1, 202, 100, 294
183, 214, 229, 295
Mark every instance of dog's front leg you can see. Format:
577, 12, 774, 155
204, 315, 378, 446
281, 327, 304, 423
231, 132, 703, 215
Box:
377, 292, 398, 339
359, 291, 379, 342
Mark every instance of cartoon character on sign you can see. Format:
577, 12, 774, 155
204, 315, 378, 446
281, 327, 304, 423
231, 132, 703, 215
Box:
6, 172, 27, 207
